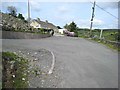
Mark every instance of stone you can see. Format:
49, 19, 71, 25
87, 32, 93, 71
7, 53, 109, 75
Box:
22, 78, 25, 81
36, 71, 41, 75
10, 61, 15, 64
10, 64, 14, 69
19, 51, 21, 53
33, 58, 38, 61
34, 52, 37, 55
41, 80, 45, 82
12, 75, 15, 78
13, 52, 16, 54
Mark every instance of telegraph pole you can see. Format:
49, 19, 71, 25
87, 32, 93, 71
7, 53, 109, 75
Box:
28, 0, 30, 28
90, 1, 96, 37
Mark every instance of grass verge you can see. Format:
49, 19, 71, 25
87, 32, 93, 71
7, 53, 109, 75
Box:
2, 52, 28, 88
91, 38, 119, 52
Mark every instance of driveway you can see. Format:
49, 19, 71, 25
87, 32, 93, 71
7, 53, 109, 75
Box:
2, 36, 118, 88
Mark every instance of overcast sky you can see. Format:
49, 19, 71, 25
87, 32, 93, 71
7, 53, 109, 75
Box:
1, 1, 119, 29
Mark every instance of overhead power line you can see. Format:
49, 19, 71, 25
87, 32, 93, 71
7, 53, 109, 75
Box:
90, 1, 118, 20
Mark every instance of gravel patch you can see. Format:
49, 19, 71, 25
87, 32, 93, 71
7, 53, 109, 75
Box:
2, 47, 61, 88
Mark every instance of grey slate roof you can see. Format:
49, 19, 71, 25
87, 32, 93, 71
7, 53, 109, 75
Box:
32, 19, 58, 32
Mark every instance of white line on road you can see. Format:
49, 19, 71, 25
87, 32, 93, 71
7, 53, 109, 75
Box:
48, 51, 55, 74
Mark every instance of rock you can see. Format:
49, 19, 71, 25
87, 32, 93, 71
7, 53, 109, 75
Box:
10, 64, 14, 69
19, 51, 21, 53
41, 80, 45, 82
12, 75, 15, 78
33, 58, 38, 61
22, 78, 25, 81
34, 52, 37, 55
42, 72, 45, 75
28, 71, 30, 73
13, 52, 16, 54
10, 61, 15, 64
36, 71, 41, 75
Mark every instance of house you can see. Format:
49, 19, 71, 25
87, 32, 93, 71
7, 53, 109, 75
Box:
30, 19, 58, 33
58, 28, 67, 34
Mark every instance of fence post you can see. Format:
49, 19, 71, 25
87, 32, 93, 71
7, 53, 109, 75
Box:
99, 29, 103, 39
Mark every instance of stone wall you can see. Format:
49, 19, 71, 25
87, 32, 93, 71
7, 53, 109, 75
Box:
2, 31, 51, 39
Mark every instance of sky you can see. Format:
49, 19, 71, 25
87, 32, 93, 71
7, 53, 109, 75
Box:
1, 1, 119, 29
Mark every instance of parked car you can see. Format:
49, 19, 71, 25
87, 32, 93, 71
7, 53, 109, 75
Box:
63, 29, 75, 37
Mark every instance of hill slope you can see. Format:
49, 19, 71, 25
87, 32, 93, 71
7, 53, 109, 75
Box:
1, 12, 30, 31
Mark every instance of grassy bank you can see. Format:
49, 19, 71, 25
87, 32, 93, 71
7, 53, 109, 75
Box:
2, 52, 28, 88
77, 29, 119, 51
91, 38, 119, 51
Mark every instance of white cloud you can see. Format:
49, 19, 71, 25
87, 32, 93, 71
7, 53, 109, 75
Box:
93, 19, 104, 25
47, 13, 117, 29
97, 2, 118, 10
75, 18, 106, 29
107, 24, 118, 29
57, 5, 69, 13
1, 0, 119, 2
80, 25, 90, 29
29, 1, 41, 12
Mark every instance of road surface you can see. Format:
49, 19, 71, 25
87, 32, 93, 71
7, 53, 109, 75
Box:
2, 36, 118, 88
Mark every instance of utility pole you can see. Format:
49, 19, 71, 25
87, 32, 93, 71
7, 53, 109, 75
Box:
90, 1, 96, 37
28, 0, 30, 28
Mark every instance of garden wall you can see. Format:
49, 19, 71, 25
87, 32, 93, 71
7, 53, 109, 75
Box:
2, 31, 51, 39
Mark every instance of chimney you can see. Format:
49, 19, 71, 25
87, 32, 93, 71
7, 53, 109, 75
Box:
45, 20, 48, 23
37, 18, 41, 22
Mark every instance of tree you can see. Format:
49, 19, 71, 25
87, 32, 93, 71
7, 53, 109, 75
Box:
18, 13, 25, 20
64, 24, 68, 29
68, 21, 77, 32
64, 22, 79, 37
57, 26, 62, 29
7, 6, 17, 17
64, 21, 77, 32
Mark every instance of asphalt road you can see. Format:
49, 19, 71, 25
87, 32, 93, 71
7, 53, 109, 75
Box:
2, 36, 118, 88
